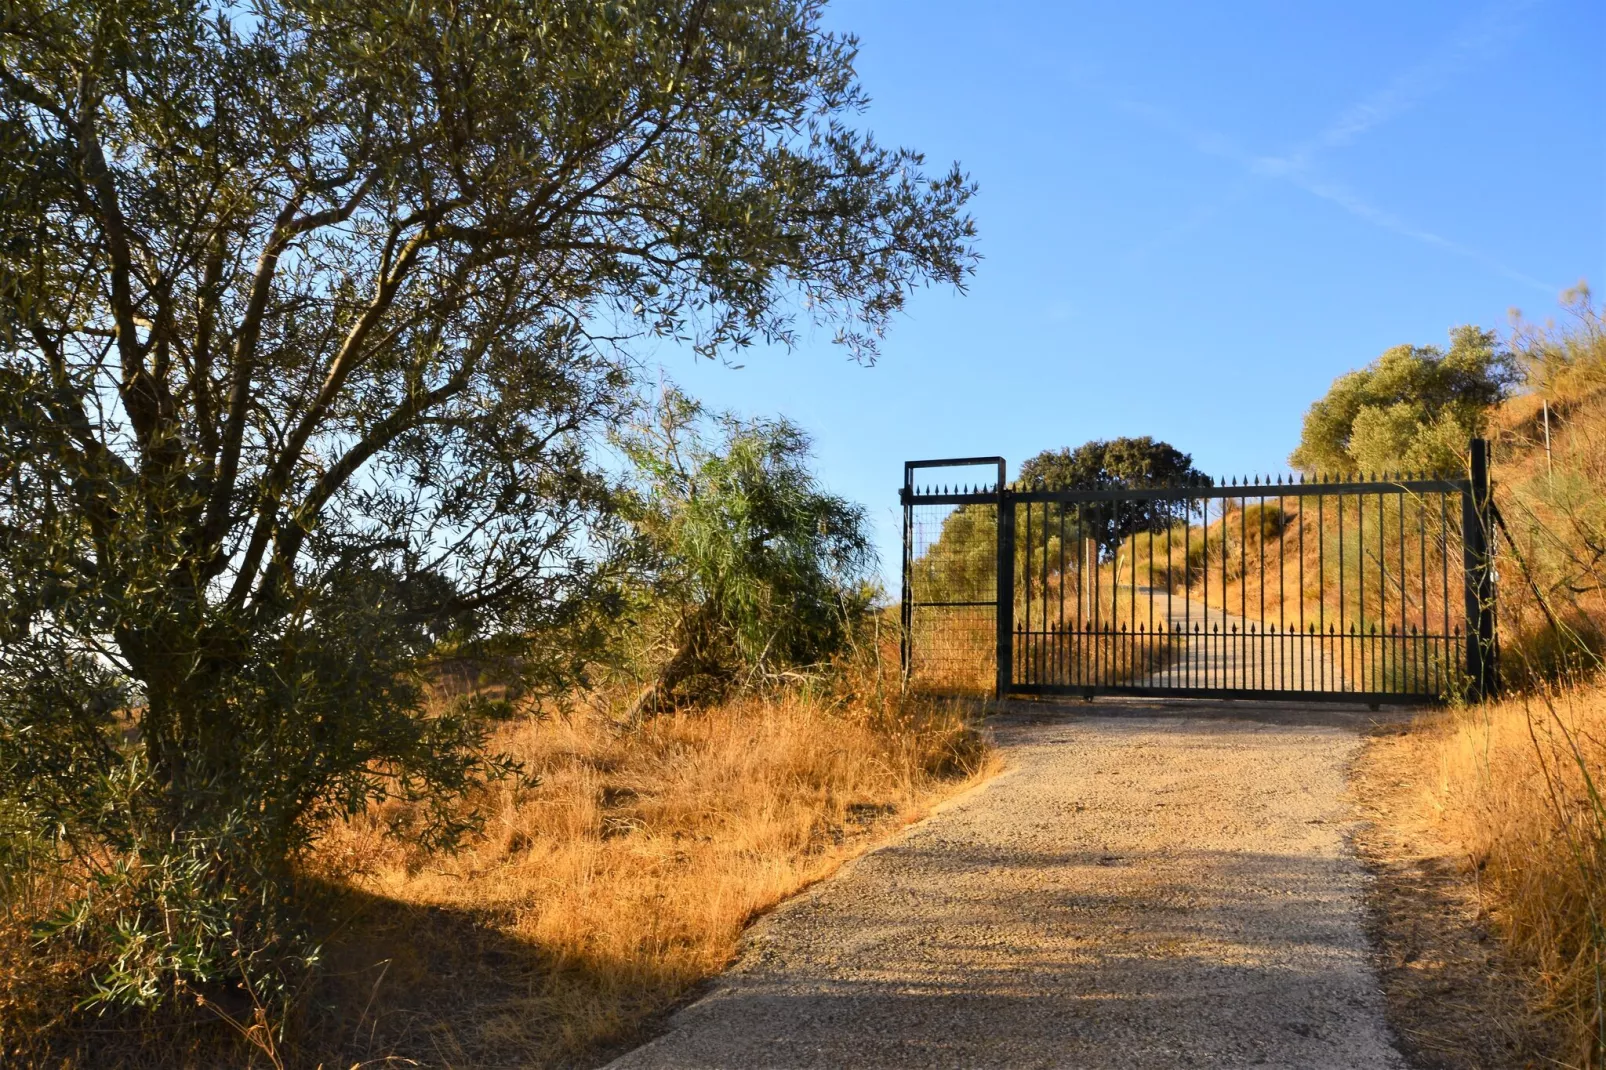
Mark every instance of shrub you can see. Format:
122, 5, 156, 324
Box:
616, 391, 876, 715
1291, 326, 1518, 475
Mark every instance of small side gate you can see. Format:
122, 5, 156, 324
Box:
901, 443, 1496, 704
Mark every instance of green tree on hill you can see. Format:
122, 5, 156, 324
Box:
1019, 437, 1208, 554
1290, 327, 1518, 476
1020, 437, 1204, 489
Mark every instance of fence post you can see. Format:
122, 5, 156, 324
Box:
1462, 437, 1496, 701
996, 482, 1014, 700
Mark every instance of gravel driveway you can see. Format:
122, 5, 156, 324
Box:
606, 700, 1410, 1069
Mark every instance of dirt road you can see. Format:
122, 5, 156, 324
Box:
1129, 585, 1342, 693
606, 700, 1409, 1069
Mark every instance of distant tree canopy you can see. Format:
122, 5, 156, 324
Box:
1020, 437, 1204, 490
1019, 438, 1209, 554
1290, 327, 1518, 476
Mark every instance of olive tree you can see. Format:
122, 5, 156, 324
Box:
0, 0, 975, 1001
1290, 326, 1517, 475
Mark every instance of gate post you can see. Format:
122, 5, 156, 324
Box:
1462, 438, 1497, 701
899, 467, 912, 686
996, 482, 1014, 700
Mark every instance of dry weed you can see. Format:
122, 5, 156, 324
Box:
2, 658, 995, 1068
299, 677, 996, 1068
1396, 683, 1606, 1066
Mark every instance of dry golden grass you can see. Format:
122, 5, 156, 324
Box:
1098, 499, 1470, 697
1009, 576, 1171, 685
1488, 385, 1606, 686
1354, 725, 1559, 1069
906, 607, 995, 694
1380, 681, 1606, 1067
295, 667, 998, 1068
1346, 313, 1606, 1067
0, 653, 995, 1069
1131, 502, 1458, 633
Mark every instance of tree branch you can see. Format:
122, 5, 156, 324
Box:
202, 173, 378, 564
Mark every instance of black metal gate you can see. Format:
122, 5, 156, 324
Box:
901, 443, 1496, 704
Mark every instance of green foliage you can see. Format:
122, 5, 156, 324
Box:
1018, 437, 1209, 553
0, 0, 975, 1011
34, 812, 316, 1011
1019, 437, 1203, 490
910, 504, 997, 604
1290, 326, 1518, 475
1494, 287, 1606, 686
619, 391, 874, 710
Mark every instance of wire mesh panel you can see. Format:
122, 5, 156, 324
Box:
902, 444, 1497, 705
901, 459, 1003, 695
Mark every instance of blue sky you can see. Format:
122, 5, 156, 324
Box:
664, 0, 1605, 588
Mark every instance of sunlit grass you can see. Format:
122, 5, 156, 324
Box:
302, 652, 997, 1067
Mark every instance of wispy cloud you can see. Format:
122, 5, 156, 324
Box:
1119, 177, 1256, 266
1253, 0, 1531, 177
1106, 0, 1555, 294
1293, 173, 1559, 293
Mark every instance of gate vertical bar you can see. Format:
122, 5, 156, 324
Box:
1462, 438, 1496, 701
996, 467, 1014, 699
1023, 500, 1032, 685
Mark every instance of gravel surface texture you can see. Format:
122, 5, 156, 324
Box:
605, 700, 1411, 1070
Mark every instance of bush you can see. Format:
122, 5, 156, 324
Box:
616, 391, 876, 715
1291, 326, 1518, 475
1407, 683, 1606, 1066
1490, 287, 1606, 687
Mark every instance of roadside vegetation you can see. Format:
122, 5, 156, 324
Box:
0, 1, 984, 1065
0, 390, 995, 1068
2, 634, 992, 1068
301, 642, 992, 1068
1408, 290, 1606, 1069
1312, 288, 1606, 1068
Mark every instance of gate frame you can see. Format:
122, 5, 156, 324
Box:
902, 441, 1497, 705
899, 456, 1005, 688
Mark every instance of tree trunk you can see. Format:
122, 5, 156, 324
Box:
624, 602, 719, 722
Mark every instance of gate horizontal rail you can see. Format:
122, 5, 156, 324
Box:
905, 477, 1468, 506
1007, 685, 1431, 705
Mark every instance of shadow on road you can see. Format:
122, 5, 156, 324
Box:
990, 694, 1422, 731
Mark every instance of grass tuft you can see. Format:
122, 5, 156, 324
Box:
1386, 681, 1606, 1066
